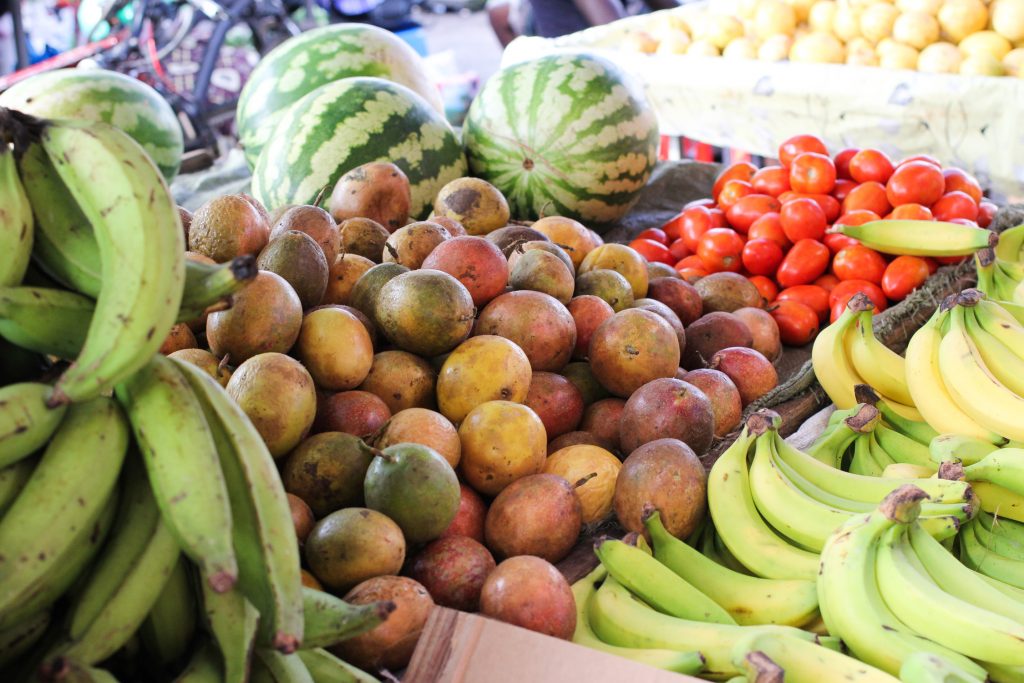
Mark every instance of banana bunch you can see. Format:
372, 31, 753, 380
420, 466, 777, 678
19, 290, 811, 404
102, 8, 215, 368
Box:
974, 247, 1024, 322
818, 484, 1024, 680
829, 219, 995, 257
812, 294, 919, 417
906, 289, 1024, 443
955, 513, 1024, 591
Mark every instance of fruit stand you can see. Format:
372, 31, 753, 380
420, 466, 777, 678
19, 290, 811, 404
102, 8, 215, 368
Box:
4, 13, 1024, 683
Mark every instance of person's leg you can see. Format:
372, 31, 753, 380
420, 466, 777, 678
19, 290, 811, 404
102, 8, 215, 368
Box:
487, 0, 517, 46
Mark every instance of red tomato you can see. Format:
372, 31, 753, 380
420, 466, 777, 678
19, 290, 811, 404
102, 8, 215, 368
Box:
978, 201, 997, 228
790, 152, 837, 194
842, 181, 891, 217
779, 135, 828, 168
949, 217, 979, 228
675, 255, 709, 281
770, 300, 820, 345
749, 275, 779, 304
834, 148, 859, 180
669, 238, 690, 261
713, 161, 757, 200
717, 180, 754, 212
886, 161, 945, 207
751, 166, 791, 196
681, 206, 714, 252
942, 168, 984, 203
890, 203, 933, 221
829, 279, 887, 313
899, 154, 942, 167
824, 232, 861, 255
676, 254, 706, 270
726, 194, 782, 234
814, 273, 840, 292
849, 149, 895, 184
777, 285, 831, 323
684, 198, 716, 210
630, 238, 674, 264
708, 208, 729, 229
829, 300, 849, 323
780, 192, 841, 222
747, 213, 791, 250
697, 228, 745, 273
832, 245, 887, 284
835, 209, 881, 227
780, 198, 828, 242
923, 257, 939, 273
635, 227, 668, 244
881, 255, 930, 301
742, 238, 785, 276
776, 239, 830, 288
932, 191, 980, 222
660, 212, 685, 241
832, 179, 857, 203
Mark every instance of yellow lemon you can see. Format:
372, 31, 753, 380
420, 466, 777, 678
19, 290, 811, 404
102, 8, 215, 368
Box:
917, 41, 965, 70
724, 36, 762, 57
688, 39, 723, 55
897, 0, 943, 15
861, 3, 901, 42
1002, 46, 1024, 73
625, 30, 660, 53
791, 30, 847, 61
834, 4, 866, 40
655, 29, 693, 54
878, 38, 921, 66
993, 0, 1024, 42
959, 30, 1013, 59
759, 33, 796, 58
892, 11, 941, 48
847, 36, 882, 63
786, 0, 818, 22
959, 52, 1007, 73
810, 0, 839, 31
703, 13, 746, 48
755, 0, 798, 37
543, 445, 622, 525
938, 0, 989, 42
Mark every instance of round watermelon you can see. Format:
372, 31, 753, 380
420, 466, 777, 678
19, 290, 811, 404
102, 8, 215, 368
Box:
0, 68, 183, 181
251, 77, 466, 219
236, 24, 444, 169
463, 53, 659, 227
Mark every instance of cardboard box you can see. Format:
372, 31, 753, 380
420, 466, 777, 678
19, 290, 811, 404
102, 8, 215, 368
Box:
404, 606, 702, 683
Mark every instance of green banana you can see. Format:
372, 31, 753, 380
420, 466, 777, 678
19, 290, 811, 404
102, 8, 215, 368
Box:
830, 220, 994, 256
700, 522, 751, 576
730, 630, 899, 683
0, 397, 128, 625
873, 423, 934, 468
301, 587, 393, 650
979, 510, 1024, 544
979, 661, 1024, 683
850, 432, 885, 476
178, 255, 258, 323
46, 506, 181, 666
594, 537, 736, 624
199, 575, 260, 683
995, 225, 1024, 263
139, 557, 197, 666
0, 286, 93, 359
806, 403, 875, 467
0, 140, 32, 287
253, 649, 314, 683
645, 509, 818, 627
707, 415, 819, 580
972, 518, 1024, 560
176, 359, 301, 650
899, 651, 987, 683
116, 354, 237, 592
875, 524, 1024, 665
873, 394, 939, 446
174, 640, 224, 683
929, 433, 1004, 466
0, 607, 50, 669
40, 119, 184, 404
816, 485, 988, 678
586, 575, 819, 678
39, 658, 121, 683
14, 136, 101, 296
0, 455, 34, 515
296, 648, 382, 683
964, 448, 1024, 497
0, 381, 66, 469
960, 518, 1024, 588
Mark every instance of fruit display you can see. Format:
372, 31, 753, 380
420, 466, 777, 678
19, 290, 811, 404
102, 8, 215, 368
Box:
463, 53, 660, 226
625, 0, 1024, 76
235, 23, 445, 168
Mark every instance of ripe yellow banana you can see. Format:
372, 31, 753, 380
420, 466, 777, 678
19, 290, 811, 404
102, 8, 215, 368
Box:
0, 381, 66, 469
847, 309, 914, 406
812, 303, 864, 410
116, 354, 237, 593
871, 393, 938, 446
830, 220, 994, 256
40, 120, 184, 404
0, 141, 32, 287
995, 225, 1024, 263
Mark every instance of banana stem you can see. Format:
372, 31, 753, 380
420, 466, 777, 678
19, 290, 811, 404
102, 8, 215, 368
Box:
879, 485, 929, 524
744, 651, 785, 683
938, 460, 966, 481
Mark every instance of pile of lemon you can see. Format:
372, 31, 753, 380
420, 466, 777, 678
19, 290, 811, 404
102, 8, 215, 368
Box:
625, 0, 1024, 76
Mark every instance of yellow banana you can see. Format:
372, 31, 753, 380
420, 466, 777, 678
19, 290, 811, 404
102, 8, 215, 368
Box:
811, 303, 864, 410
830, 220, 994, 256
847, 309, 914, 406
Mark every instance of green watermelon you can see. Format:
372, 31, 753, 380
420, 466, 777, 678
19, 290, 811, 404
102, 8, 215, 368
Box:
251, 77, 466, 219
463, 53, 659, 227
0, 68, 183, 181
236, 23, 444, 169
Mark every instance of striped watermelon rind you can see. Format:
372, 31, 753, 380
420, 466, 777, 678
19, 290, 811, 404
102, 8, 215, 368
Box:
251, 77, 466, 219
0, 68, 184, 181
462, 53, 658, 227
236, 23, 444, 169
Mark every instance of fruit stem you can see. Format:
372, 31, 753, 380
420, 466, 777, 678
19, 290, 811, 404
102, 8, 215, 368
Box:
745, 651, 784, 683
844, 403, 880, 433
879, 484, 929, 524
937, 460, 966, 481
939, 293, 958, 312
640, 503, 658, 523
746, 410, 781, 437
958, 288, 984, 307
573, 472, 598, 489
853, 384, 880, 405
846, 292, 874, 313
229, 254, 258, 282
313, 183, 331, 208
976, 247, 996, 268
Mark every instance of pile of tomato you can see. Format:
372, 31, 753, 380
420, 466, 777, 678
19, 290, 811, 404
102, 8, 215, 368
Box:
630, 133, 997, 346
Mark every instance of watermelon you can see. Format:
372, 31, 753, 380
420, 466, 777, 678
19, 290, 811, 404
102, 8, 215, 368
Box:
0, 68, 183, 181
251, 77, 466, 219
236, 23, 444, 169
463, 53, 659, 227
